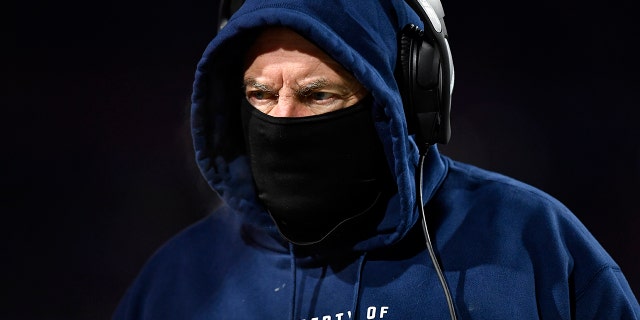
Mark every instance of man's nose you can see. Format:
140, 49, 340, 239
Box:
268, 94, 307, 117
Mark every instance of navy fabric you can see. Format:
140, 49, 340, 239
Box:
114, 0, 640, 319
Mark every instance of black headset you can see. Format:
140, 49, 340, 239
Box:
398, 0, 454, 150
217, 0, 454, 151
217, 0, 243, 31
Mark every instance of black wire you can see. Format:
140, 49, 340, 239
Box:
418, 149, 458, 320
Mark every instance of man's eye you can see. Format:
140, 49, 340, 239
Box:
248, 91, 269, 100
310, 92, 334, 101
246, 90, 279, 104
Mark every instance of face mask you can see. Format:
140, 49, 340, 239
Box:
241, 98, 391, 245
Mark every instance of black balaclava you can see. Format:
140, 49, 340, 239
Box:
241, 97, 392, 245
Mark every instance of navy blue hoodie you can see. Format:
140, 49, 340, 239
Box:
114, 0, 640, 319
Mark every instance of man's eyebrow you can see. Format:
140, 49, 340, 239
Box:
244, 77, 349, 96
295, 78, 334, 97
243, 78, 274, 93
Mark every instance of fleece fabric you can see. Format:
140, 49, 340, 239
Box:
113, 0, 640, 319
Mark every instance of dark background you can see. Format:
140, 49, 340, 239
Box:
4, 0, 638, 318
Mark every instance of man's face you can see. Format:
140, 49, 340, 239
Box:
243, 27, 368, 117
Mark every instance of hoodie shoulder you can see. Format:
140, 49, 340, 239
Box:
113, 207, 247, 319
432, 156, 639, 317
113, 205, 295, 320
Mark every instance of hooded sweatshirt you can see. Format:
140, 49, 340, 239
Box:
113, 0, 640, 319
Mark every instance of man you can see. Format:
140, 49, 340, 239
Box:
114, 0, 640, 319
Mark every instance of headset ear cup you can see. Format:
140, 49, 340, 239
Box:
397, 24, 444, 147
397, 31, 417, 132
398, 33, 412, 90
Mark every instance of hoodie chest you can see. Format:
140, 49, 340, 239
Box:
290, 253, 454, 320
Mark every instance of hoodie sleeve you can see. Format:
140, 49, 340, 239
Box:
574, 265, 640, 319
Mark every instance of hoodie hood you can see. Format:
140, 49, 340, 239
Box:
191, 0, 447, 251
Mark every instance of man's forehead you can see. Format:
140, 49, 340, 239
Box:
243, 26, 360, 87
244, 27, 335, 66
